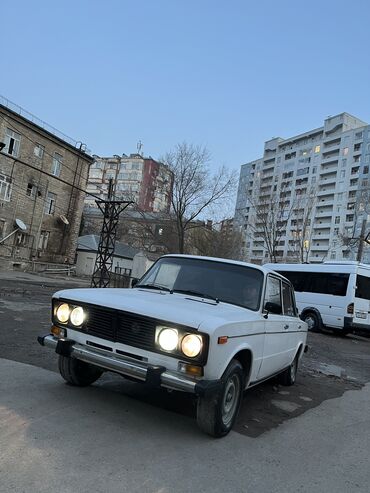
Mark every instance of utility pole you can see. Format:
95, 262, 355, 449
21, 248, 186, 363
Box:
90, 178, 133, 288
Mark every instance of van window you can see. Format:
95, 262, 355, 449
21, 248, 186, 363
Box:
278, 271, 349, 296
356, 275, 370, 300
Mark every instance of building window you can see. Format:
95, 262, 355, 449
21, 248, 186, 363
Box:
4, 128, 21, 157
314, 145, 320, 153
52, 152, 63, 177
312, 167, 317, 174
34, 144, 45, 158
26, 183, 37, 197
340, 170, 346, 178
38, 231, 50, 250
342, 158, 347, 168
44, 192, 56, 215
15, 232, 28, 246
0, 219, 6, 238
0, 174, 12, 201
343, 147, 349, 156
335, 216, 340, 224
331, 251, 336, 259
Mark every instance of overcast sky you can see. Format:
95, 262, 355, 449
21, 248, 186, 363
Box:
2, 0, 370, 171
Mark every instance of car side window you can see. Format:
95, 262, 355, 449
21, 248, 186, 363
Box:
264, 276, 282, 314
282, 282, 296, 317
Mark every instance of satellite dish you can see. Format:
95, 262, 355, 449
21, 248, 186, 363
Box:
59, 215, 70, 225
15, 219, 27, 231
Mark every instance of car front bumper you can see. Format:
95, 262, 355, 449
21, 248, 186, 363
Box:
37, 334, 219, 395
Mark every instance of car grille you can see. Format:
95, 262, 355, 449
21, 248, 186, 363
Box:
77, 304, 157, 352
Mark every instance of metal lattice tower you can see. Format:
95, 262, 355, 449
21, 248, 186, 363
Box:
91, 180, 132, 288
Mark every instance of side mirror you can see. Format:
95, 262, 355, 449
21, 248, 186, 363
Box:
131, 278, 138, 288
264, 301, 282, 315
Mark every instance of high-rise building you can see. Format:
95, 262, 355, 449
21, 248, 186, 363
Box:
234, 113, 370, 264
85, 154, 173, 213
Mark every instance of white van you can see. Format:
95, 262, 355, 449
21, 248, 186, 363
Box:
264, 261, 370, 335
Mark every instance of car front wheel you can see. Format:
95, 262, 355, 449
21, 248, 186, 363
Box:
58, 355, 103, 386
196, 359, 244, 438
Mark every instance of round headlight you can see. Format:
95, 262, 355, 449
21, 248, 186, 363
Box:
158, 328, 178, 351
70, 306, 85, 326
181, 334, 202, 358
56, 303, 70, 323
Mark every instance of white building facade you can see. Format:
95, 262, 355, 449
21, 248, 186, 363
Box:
234, 113, 370, 264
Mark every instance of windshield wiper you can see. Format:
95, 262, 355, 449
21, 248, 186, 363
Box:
136, 283, 172, 293
173, 289, 219, 303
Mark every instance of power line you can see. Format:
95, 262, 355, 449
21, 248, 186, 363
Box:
1, 153, 101, 201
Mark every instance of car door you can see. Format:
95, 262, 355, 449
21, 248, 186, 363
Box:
281, 280, 303, 364
257, 275, 294, 380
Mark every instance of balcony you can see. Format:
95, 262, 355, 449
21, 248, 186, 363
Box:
313, 222, 332, 229
317, 189, 335, 197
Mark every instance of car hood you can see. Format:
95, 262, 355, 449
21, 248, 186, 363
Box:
53, 287, 260, 332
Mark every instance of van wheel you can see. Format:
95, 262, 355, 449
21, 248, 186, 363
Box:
196, 359, 244, 438
279, 354, 299, 386
58, 355, 103, 386
303, 312, 321, 332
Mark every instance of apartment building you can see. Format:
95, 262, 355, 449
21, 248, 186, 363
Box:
0, 95, 93, 269
234, 113, 370, 264
85, 154, 173, 213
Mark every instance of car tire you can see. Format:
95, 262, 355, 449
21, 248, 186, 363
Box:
303, 311, 321, 332
279, 354, 299, 386
58, 355, 103, 386
196, 359, 245, 438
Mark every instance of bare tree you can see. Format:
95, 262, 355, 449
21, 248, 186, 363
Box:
287, 185, 317, 262
339, 186, 370, 261
246, 179, 296, 263
162, 142, 237, 253
189, 220, 243, 259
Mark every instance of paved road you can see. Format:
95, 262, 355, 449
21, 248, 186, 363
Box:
1, 357, 370, 493
1, 271, 370, 491
1, 272, 370, 437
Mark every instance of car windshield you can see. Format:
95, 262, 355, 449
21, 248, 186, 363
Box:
136, 257, 264, 311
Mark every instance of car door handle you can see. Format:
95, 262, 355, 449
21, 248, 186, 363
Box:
284, 324, 289, 330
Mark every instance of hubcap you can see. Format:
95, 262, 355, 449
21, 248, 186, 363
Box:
305, 316, 315, 330
221, 374, 241, 427
290, 359, 297, 382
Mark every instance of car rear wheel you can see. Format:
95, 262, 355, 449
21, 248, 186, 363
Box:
58, 355, 103, 386
196, 359, 244, 438
279, 354, 299, 386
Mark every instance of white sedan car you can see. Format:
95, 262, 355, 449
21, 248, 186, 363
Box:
38, 255, 308, 437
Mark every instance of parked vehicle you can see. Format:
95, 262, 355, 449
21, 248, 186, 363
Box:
38, 255, 307, 437
265, 261, 370, 335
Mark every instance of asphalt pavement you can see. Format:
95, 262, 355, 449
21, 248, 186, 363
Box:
1, 271, 370, 492
1, 357, 370, 493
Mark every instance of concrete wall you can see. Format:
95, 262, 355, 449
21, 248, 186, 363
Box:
75, 250, 134, 277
